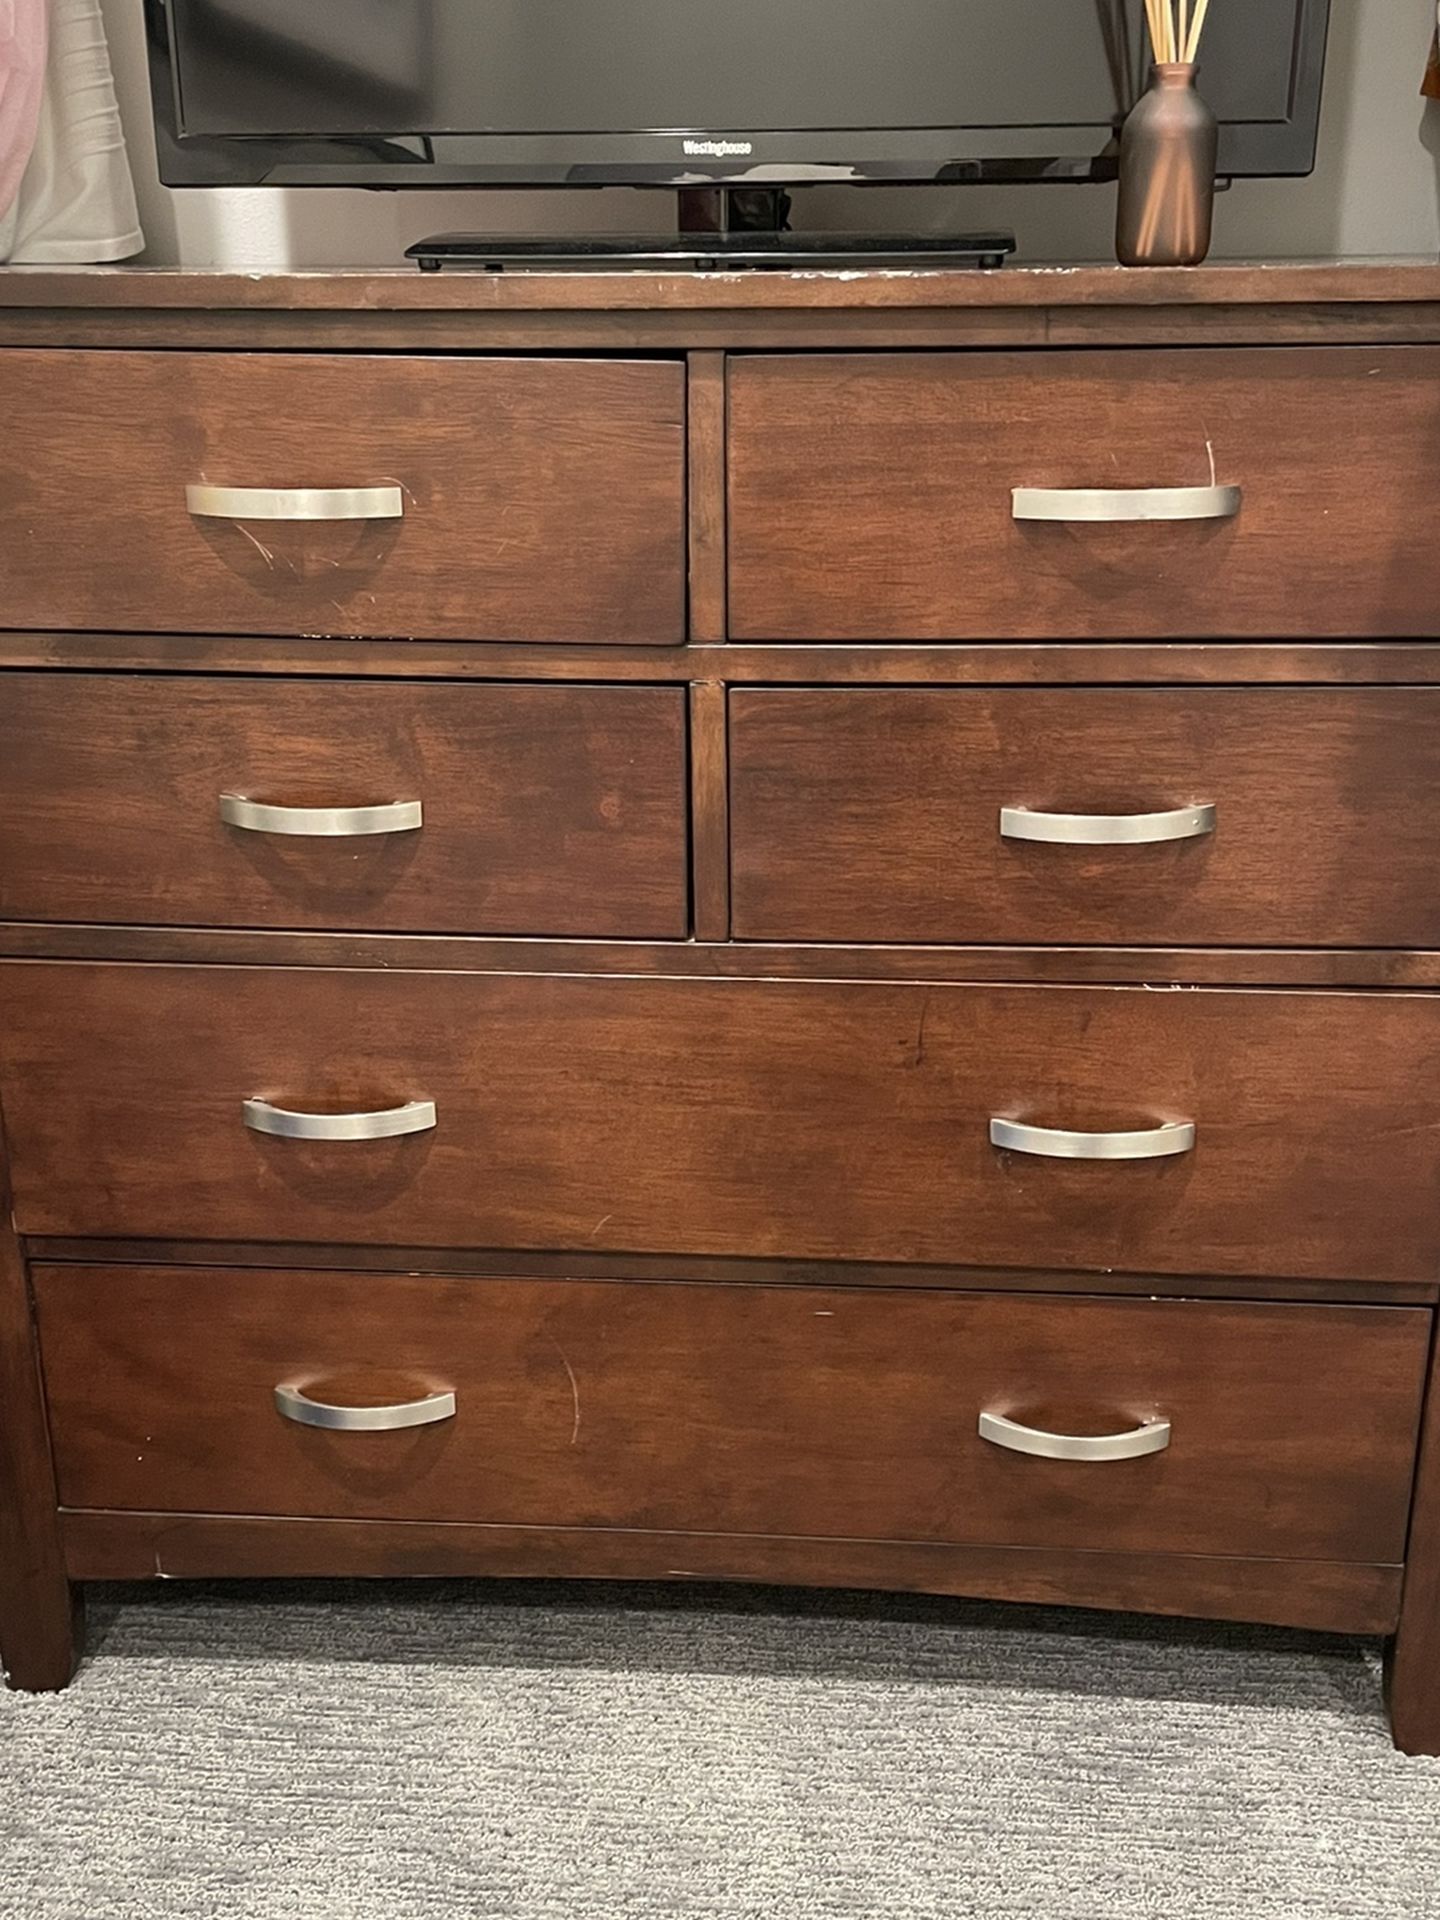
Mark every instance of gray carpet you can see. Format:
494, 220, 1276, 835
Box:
2, 1581, 1439, 1919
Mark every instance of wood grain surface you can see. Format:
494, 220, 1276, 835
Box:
2, 261, 1438, 312
688, 680, 731, 942
728, 348, 1440, 640
686, 352, 728, 642
0, 1148, 80, 1690
0, 675, 689, 938
1387, 1319, 1440, 1755
0, 351, 687, 642
25, 1240, 1436, 1306
4, 966, 1439, 1283
7, 307, 1440, 356
6, 924, 1440, 990
34, 1267, 1426, 1565
10, 636, 1440, 685
3, 263, 1438, 1729
57, 1510, 1404, 1636
730, 687, 1440, 947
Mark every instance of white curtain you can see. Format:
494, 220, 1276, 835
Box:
1, 0, 142, 262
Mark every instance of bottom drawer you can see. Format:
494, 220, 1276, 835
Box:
35, 1267, 1426, 1565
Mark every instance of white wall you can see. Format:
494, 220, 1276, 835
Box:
100, 0, 1440, 267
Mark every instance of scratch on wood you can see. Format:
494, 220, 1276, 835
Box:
233, 523, 277, 570
910, 988, 933, 1068
549, 1337, 582, 1445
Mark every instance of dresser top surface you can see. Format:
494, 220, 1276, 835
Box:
2, 258, 1440, 314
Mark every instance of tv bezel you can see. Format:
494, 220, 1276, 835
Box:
145, 0, 1332, 190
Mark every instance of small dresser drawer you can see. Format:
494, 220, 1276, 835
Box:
728, 347, 1440, 640
730, 687, 1440, 947
0, 675, 688, 938
4, 968, 1438, 1282
34, 1269, 1425, 1564
0, 351, 686, 642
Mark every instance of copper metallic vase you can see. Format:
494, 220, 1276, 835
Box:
1116, 63, 1218, 267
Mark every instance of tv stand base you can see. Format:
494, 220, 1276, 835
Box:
406, 229, 1017, 272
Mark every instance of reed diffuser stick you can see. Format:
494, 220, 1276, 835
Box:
1141, 0, 1214, 66
1185, 0, 1212, 63
1143, 0, 1165, 63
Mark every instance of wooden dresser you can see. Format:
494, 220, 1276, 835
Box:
4, 260, 1440, 1753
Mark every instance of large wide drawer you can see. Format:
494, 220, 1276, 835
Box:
4, 967, 1437, 1282
0, 675, 689, 938
33, 1267, 1427, 1564
727, 347, 1440, 640
729, 687, 1440, 947
0, 351, 686, 642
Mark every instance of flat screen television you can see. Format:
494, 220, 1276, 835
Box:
146, 0, 1331, 192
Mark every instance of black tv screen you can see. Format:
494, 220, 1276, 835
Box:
147, 0, 1330, 188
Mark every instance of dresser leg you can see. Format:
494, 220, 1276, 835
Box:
1, 1585, 84, 1693
1388, 1326, 1440, 1756
1387, 1597, 1440, 1756
0, 1183, 82, 1691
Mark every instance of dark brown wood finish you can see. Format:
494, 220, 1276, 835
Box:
688, 681, 731, 942
33, 1268, 1426, 1563
3, 965, 1438, 1283
0, 675, 689, 938
728, 349, 1440, 640
0, 350, 687, 642
10, 636, 1440, 686
23, 1241, 1438, 1307
3, 261, 1439, 312
8, 924, 1440, 990
730, 688, 1440, 947
8, 307, 1440, 355
58, 1511, 1403, 1637
0, 1137, 80, 1690
4, 266, 1439, 361
1388, 1318, 1440, 1756
687, 352, 728, 643
2, 263, 1438, 1746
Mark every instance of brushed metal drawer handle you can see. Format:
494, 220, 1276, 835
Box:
1011, 484, 1242, 523
186, 484, 404, 522
275, 1383, 456, 1432
979, 1410, 1172, 1463
989, 1118, 1196, 1161
220, 795, 424, 837
243, 1099, 437, 1141
1000, 803, 1216, 847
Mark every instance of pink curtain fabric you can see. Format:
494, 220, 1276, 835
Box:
0, 0, 47, 223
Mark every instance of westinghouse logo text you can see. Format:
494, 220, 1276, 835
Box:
682, 139, 754, 157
